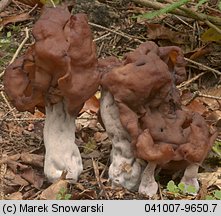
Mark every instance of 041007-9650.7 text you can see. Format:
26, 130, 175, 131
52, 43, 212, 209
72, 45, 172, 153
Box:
145, 203, 217, 213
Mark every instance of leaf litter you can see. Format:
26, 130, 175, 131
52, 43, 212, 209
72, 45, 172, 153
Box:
0, 0, 221, 200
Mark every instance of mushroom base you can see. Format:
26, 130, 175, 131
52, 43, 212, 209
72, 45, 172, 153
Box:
139, 162, 200, 197
43, 100, 83, 183
139, 162, 158, 197
100, 90, 142, 191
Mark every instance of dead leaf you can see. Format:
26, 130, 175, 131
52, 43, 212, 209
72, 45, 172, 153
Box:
83, 159, 93, 169
80, 95, 100, 114
201, 27, 221, 42
81, 150, 102, 159
75, 183, 85, 191
196, 179, 208, 200
4, 169, 29, 187
0, 13, 31, 27
6, 191, 23, 200
40, 180, 68, 200
186, 45, 212, 60
21, 167, 44, 189
22, 188, 37, 200
76, 112, 95, 128
7, 122, 23, 135
20, 153, 44, 167
198, 167, 221, 189
1, 154, 28, 172
94, 131, 108, 142
186, 100, 208, 115
30, 110, 45, 118
146, 23, 188, 44
73, 189, 97, 200
200, 87, 221, 110
206, 110, 221, 127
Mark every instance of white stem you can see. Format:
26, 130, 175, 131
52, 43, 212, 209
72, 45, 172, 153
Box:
43, 100, 83, 183
100, 90, 142, 191
139, 162, 158, 197
180, 163, 199, 194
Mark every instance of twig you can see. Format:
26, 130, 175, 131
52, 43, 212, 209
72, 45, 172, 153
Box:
182, 91, 198, 106
89, 22, 143, 43
0, 163, 6, 200
28, 4, 38, 15
0, 117, 45, 122
0, 0, 11, 13
197, 92, 221, 100
0, 146, 6, 200
184, 58, 221, 76
179, 6, 221, 34
10, 27, 30, 64
204, 20, 221, 35
93, 33, 111, 42
177, 72, 206, 89
173, 14, 193, 29
0, 91, 16, 118
158, 182, 164, 200
163, 0, 221, 35
92, 159, 109, 200
0, 27, 30, 79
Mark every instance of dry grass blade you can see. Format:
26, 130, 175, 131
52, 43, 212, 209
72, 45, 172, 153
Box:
89, 22, 143, 43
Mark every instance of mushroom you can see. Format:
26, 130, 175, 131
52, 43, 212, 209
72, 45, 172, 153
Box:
100, 41, 217, 196
99, 57, 143, 191
4, 6, 100, 183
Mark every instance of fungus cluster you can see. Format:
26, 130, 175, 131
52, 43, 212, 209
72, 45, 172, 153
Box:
100, 41, 217, 196
4, 6, 217, 197
4, 6, 100, 183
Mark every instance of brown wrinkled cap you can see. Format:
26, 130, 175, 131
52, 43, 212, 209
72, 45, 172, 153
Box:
101, 41, 217, 165
4, 6, 100, 115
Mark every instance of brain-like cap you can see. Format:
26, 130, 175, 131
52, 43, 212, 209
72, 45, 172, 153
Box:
101, 41, 217, 165
4, 6, 100, 115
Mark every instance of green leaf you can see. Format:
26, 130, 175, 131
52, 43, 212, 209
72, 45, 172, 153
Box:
205, 195, 216, 200
186, 185, 197, 194
167, 180, 179, 193
201, 27, 221, 42
212, 141, 221, 157
59, 187, 66, 195
214, 190, 221, 200
65, 194, 72, 200
7, 31, 11, 38
56, 194, 62, 200
178, 182, 185, 192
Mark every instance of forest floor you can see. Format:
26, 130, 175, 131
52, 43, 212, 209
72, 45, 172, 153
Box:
0, 0, 221, 200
